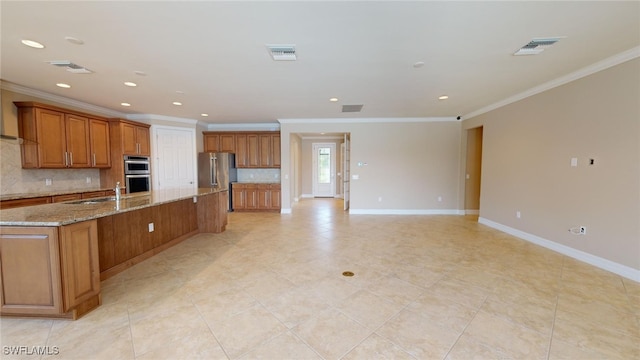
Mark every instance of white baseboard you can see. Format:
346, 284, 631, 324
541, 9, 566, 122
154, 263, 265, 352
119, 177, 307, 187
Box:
281, 208, 292, 214
464, 209, 480, 215
478, 217, 640, 282
301, 194, 314, 199
349, 209, 464, 215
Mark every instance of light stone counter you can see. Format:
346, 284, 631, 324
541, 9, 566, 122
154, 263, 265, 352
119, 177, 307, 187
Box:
0, 188, 226, 226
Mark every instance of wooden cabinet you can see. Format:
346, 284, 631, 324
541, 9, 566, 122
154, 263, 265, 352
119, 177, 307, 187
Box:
59, 221, 101, 311
100, 119, 151, 190
14, 102, 109, 169
121, 121, 150, 156
201, 131, 281, 168
0, 196, 51, 210
203, 132, 235, 153
89, 119, 111, 168
52, 194, 82, 203
235, 134, 248, 167
0, 220, 101, 319
232, 183, 280, 211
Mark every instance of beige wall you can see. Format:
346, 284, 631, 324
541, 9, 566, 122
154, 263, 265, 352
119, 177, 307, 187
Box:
463, 58, 640, 270
280, 120, 462, 212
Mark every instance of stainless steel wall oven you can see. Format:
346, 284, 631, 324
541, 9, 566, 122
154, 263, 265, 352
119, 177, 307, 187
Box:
124, 155, 151, 193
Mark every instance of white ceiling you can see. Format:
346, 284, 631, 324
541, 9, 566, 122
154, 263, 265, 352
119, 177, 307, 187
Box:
1, 1, 639, 125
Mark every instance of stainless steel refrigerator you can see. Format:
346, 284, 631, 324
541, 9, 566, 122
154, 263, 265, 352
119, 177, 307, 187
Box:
198, 152, 237, 211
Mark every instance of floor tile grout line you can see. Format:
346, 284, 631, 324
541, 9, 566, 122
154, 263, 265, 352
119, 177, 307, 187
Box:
546, 256, 566, 360
441, 295, 488, 360
191, 298, 232, 360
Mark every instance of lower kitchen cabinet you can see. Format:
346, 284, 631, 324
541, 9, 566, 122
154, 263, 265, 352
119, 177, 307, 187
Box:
233, 183, 280, 212
0, 220, 101, 319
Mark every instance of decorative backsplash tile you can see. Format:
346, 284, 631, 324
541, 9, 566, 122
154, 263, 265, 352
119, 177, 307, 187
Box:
237, 168, 281, 183
1, 138, 100, 195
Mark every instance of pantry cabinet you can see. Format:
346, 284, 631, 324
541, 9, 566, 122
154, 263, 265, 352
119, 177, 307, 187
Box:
14, 102, 110, 169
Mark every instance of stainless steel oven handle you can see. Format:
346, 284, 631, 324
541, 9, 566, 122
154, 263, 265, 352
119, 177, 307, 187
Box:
125, 175, 150, 178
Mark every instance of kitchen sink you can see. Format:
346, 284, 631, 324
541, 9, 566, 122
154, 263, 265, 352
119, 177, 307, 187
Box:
66, 197, 117, 205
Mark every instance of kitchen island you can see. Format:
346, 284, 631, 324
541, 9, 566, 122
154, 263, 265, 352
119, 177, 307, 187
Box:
0, 188, 228, 319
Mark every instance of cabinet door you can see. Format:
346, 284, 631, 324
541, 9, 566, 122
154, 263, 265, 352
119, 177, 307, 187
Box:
204, 134, 219, 152
59, 221, 100, 311
0, 197, 51, 210
65, 114, 91, 168
0, 227, 64, 316
136, 126, 150, 155
270, 187, 281, 209
52, 194, 82, 203
219, 134, 235, 152
35, 108, 67, 168
235, 134, 248, 167
245, 187, 258, 209
232, 186, 246, 210
271, 134, 281, 168
259, 134, 272, 167
247, 134, 260, 167
257, 185, 270, 209
89, 119, 111, 168
121, 123, 138, 155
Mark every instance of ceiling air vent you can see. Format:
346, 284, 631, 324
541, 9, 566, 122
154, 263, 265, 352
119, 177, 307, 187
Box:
513, 37, 563, 56
342, 104, 364, 113
266, 45, 296, 61
46, 60, 93, 74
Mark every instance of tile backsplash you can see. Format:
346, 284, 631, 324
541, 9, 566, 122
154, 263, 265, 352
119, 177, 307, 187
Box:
237, 168, 281, 183
1, 138, 100, 195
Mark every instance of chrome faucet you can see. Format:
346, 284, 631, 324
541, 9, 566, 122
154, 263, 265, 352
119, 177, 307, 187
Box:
114, 181, 121, 201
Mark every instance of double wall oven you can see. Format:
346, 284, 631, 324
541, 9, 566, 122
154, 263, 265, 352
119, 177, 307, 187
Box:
124, 155, 151, 193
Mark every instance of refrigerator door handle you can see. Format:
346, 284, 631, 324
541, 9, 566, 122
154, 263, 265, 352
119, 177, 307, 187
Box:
211, 156, 218, 186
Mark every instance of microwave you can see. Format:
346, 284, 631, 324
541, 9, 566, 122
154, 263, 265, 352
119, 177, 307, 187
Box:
124, 155, 150, 175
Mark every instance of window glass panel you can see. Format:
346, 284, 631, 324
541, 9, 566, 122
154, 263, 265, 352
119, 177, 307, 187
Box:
318, 147, 330, 184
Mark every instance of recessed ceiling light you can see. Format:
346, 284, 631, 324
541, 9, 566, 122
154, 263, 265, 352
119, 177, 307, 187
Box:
121, 102, 131, 107
56, 83, 71, 88
134, 71, 147, 76
201, 113, 209, 117
64, 36, 84, 45
329, 97, 339, 102
172, 102, 182, 106
413, 61, 425, 68
21, 39, 45, 49
124, 81, 137, 87
438, 95, 449, 100
176, 90, 184, 94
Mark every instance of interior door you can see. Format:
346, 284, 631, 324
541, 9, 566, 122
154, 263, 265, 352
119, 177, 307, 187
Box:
343, 134, 350, 210
312, 143, 336, 197
154, 127, 196, 189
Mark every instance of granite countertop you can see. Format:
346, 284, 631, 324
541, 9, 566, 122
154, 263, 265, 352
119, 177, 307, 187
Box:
0, 188, 117, 201
0, 188, 226, 227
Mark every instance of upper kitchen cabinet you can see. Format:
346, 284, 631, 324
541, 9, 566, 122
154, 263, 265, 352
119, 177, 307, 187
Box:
118, 120, 150, 156
203, 132, 235, 153
202, 131, 280, 168
14, 102, 107, 169
89, 118, 111, 168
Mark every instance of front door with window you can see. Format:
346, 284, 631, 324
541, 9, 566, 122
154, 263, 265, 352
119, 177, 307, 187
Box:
312, 143, 336, 197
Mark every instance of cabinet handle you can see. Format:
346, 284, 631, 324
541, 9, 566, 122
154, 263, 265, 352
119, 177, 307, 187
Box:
65, 152, 69, 167
69, 152, 73, 166
93, 153, 96, 167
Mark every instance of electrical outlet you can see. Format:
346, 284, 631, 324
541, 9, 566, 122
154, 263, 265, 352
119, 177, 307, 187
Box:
45, 178, 52, 186
516, 211, 521, 219
148, 223, 154, 232
437, 196, 443, 202
86, 177, 92, 184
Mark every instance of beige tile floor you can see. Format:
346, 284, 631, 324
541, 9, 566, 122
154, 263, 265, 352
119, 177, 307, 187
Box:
2, 198, 639, 359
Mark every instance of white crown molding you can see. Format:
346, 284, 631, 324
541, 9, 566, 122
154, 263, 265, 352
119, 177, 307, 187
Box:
278, 117, 457, 124
127, 113, 198, 125
478, 217, 640, 282
207, 123, 280, 131
1, 81, 126, 118
464, 46, 640, 120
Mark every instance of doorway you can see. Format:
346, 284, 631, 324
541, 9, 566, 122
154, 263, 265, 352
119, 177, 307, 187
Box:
464, 126, 483, 214
312, 143, 336, 197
